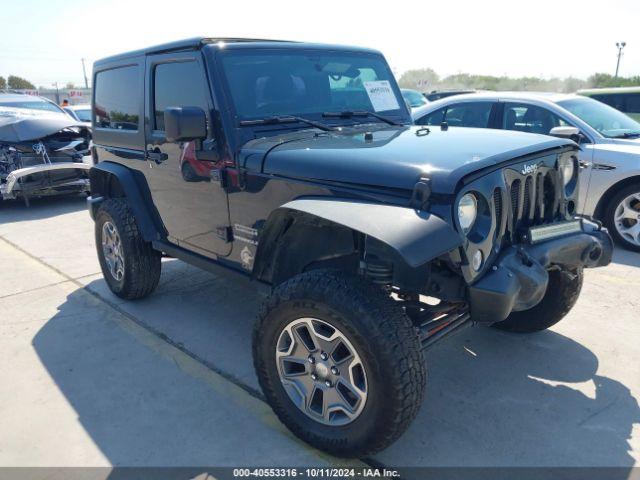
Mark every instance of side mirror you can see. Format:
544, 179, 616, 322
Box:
549, 126, 583, 144
164, 106, 207, 142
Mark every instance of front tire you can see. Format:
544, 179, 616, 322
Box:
95, 198, 161, 299
603, 184, 640, 252
253, 270, 426, 457
493, 268, 583, 333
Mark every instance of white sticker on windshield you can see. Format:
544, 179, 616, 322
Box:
363, 80, 400, 112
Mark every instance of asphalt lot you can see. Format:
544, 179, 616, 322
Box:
0, 195, 639, 470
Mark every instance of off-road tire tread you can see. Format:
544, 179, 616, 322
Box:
493, 269, 583, 333
253, 269, 426, 457
96, 198, 161, 300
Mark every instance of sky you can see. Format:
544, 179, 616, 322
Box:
1, 0, 639, 88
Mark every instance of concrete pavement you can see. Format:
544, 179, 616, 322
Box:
0, 195, 638, 468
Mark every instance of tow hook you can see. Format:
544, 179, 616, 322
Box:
516, 247, 534, 267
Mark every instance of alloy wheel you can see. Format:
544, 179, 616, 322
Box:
275, 317, 368, 426
101, 221, 125, 281
614, 192, 640, 247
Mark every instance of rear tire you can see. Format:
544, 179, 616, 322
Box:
95, 198, 161, 299
493, 268, 583, 333
253, 270, 426, 457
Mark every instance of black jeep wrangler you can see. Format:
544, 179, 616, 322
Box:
88, 38, 613, 457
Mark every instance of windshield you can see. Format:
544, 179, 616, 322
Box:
0, 100, 63, 114
220, 50, 409, 124
402, 89, 427, 108
558, 97, 640, 138
73, 108, 92, 122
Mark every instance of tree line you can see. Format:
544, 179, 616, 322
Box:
3, 70, 640, 94
0, 75, 78, 91
0, 75, 36, 90
398, 68, 640, 92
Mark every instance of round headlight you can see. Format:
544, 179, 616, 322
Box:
458, 193, 478, 234
560, 157, 575, 187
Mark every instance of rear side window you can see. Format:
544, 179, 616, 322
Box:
416, 102, 492, 128
94, 66, 140, 131
622, 92, 640, 113
443, 102, 492, 128
592, 94, 626, 112
153, 61, 208, 131
627, 94, 640, 114
416, 107, 445, 126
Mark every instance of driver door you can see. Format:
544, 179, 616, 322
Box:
143, 52, 232, 257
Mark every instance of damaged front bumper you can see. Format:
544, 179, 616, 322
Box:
0, 161, 91, 200
468, 219, 613, 323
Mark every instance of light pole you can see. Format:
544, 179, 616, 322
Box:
81, 58, 89, 89
615, 42, 626, 78
52, 82, 60, 104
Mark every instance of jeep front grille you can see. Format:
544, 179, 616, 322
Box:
500, 169, 560, 243
523, 176, 532, 219
493, 188, 502, 236
510, 179, 521, 234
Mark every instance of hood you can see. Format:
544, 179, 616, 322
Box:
0, 108, 87, 143
242, 125, 574, 194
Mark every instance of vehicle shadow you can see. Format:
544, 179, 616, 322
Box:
611, 247, 640, 268
30, 285, 322, 467
32, 272, 640, 470
0, 195, 87, 223
379, 326, 640, 470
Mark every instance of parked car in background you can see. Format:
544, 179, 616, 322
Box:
424, 89, 475, 102
578, 86, 640, 122
412, 92, 640, 251
63, 103, 92, 125
0, 92, 68, 116
400, 88, 428, 108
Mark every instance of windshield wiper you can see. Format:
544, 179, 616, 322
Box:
612, 131, 640, 139
239, 115, 334, 132
322, 110, 401, 126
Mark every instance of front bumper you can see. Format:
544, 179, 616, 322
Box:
468, 219, 612, 323
0, 162, 91, 200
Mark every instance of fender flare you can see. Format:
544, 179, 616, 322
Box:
88, 161, 166, 242
254, 197, 462, 282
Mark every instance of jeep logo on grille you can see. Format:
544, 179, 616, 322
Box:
521, 163, 539, 175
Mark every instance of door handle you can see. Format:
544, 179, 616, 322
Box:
578, 160, 591, 169
147, 148, 168, 164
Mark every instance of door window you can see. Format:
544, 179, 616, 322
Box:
502, 103, 568, 135
153, 61, 208, 131
625, 94, 640, 115
592, 94, 626, 112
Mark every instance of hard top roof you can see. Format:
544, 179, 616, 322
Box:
94, 37, 381, 67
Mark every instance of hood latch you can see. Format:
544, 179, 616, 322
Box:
410, 177, 432, 211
